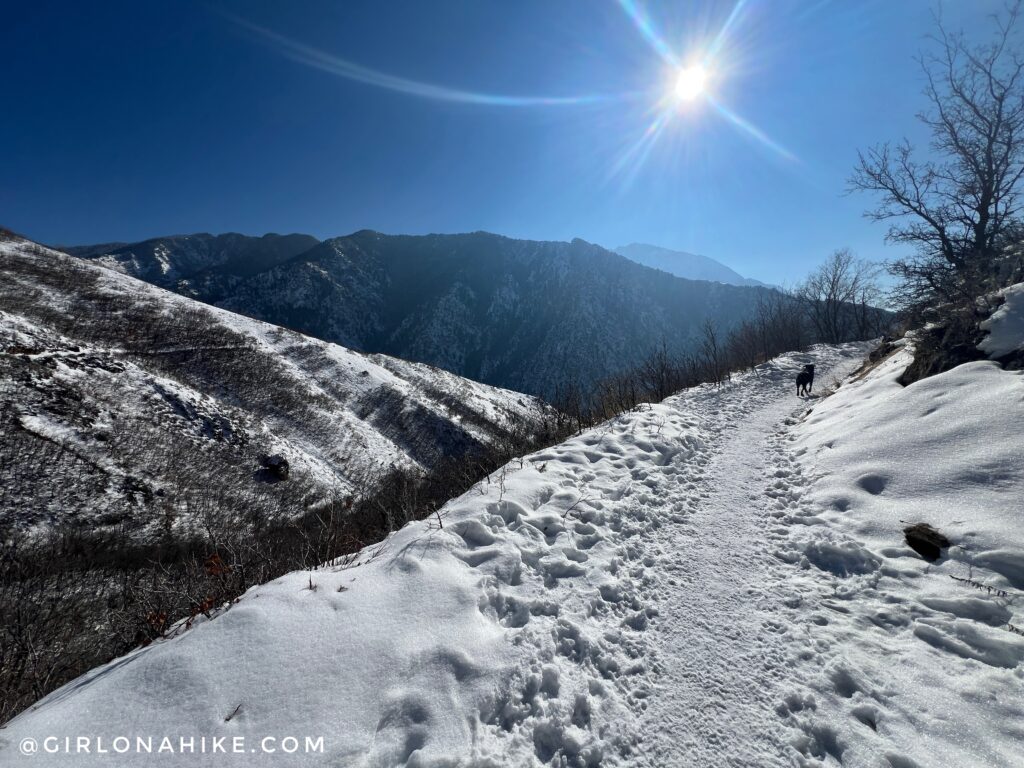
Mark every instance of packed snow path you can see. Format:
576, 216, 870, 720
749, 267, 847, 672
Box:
7, 340, 1023, 767
634, 384, 820, 765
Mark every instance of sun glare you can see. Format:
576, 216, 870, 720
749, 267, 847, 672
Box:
674, 64, 707, 102
613, 0, 799, 178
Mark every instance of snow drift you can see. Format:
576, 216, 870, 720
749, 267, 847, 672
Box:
979, 281, 1024, 359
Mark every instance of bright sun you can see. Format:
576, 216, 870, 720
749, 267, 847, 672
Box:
675, 64, 707, 102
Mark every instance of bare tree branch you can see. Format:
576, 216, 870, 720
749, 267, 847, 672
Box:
850, 1, 1024, 313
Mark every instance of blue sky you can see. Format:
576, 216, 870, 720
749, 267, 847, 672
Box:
0, 0, 1001, 283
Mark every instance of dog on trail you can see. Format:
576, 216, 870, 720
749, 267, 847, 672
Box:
796, 364, 815, 396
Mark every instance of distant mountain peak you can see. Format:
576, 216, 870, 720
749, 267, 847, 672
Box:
614, 243, 764, 287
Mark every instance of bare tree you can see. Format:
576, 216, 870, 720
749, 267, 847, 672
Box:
726, 320, 761, 372
797, 249, 882, 343
754, 289, 807, 354
851, 2, 1024, 312
637, 342, 680, 401
851, 264, 888, 338
699, 319, 725, 384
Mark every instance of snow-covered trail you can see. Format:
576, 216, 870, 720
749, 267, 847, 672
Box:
7, 315, 1024, 767
637, 397, 803, 764
628, 351, 869, 765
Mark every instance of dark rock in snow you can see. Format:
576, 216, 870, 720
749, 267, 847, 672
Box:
259, 453, 290, 481
903, 523, 950, 562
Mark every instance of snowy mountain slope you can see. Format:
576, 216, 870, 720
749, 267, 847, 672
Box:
0, 234, 548, 540
7, 331, 1018, 766
614, 242, 765, 287
1, 344, 874, 766
71, 230, 776, 398
67, 232, 320, 300
213, 231, 777, 398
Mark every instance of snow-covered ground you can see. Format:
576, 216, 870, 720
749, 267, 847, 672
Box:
788, 338, 1024, 766
1, 235, 548, 537
4, 337, 1022, 767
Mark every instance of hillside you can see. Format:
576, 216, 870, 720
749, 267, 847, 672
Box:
615, 242, 765, 287
0, 233, 549, 542
8, 308, 1023, 766
72, 231, 776, 398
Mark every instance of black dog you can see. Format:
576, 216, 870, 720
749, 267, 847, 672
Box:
796, 364, 815, 396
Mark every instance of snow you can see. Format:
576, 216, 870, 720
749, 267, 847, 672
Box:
4, 334, 1022, 767
789, 344, 1024, 766
88, 264, 538, 452
979, 281, 1024, 358
154, 244, 172, 276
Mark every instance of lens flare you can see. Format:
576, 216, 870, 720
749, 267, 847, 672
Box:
615, 0, 680, 67
709, 97, 797, 162
225, 12, 617, 107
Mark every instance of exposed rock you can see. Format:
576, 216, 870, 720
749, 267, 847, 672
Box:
904, 523, 951, 562
259, 453, 290, 481
898, 309, 988, 386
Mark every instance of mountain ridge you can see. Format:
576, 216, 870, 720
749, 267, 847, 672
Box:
68, 230, 776, 398
67, 231, 321, 301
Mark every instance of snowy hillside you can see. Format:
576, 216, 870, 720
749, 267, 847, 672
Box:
979, 281, 1024, 359
0, 233, 549, 540
0, 344, 850, 763
783, 339, 1024, 766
